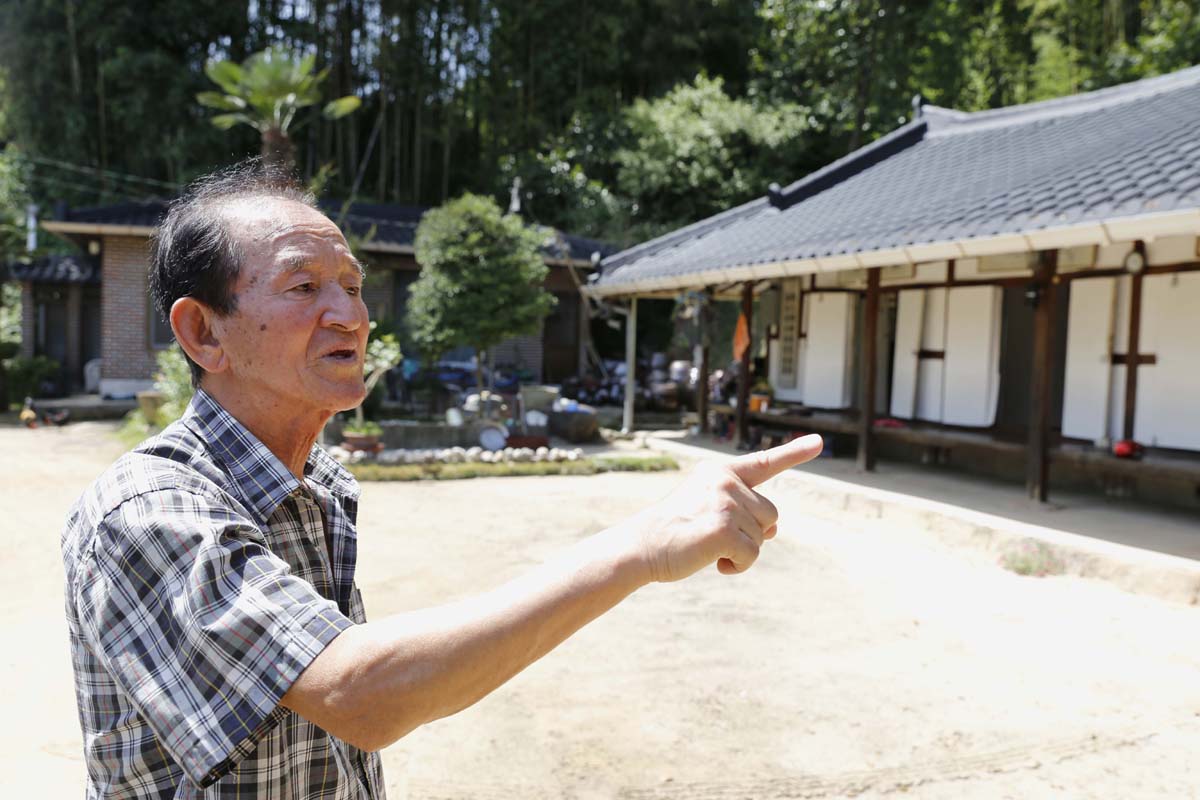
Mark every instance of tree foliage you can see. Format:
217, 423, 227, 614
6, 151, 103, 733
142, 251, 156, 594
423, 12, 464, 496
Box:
0, 146, 31, 262
198, 47, 361, 174
407, 194, 554, 386
615, 75, 813, 235
0, 0, 1195, 238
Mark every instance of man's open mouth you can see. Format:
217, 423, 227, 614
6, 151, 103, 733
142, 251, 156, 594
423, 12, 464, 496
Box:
323, 348, 358, 362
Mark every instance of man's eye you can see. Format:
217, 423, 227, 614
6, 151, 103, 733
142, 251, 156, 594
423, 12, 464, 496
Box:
292, 282, 317, 294
346, 285, 362, 297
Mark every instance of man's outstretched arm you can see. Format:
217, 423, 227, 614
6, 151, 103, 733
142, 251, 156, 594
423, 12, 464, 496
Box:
282, 433, 824, 751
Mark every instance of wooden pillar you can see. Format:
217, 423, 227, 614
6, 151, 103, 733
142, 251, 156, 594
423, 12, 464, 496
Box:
697, 290, 711, 434
576, 293, 590, 379
1026, 250, 1058, 502
735, 283, 753, 448
622, 297, 637, 434
857, 268, 881, 471
1122, 242, 1146, 442
65, 283, 83, 390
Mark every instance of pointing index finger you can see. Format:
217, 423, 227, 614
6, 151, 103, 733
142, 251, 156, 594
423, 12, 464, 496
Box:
728, 433, 824, 488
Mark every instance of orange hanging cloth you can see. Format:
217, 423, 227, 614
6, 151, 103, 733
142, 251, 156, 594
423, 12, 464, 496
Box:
732, 312, 750, 363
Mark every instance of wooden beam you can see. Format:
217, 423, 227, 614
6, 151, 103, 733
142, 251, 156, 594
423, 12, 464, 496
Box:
735, 282, 753, 448
1110, 353, 1156, 366
857, 268, 881, 471
1123, 242, 1147, 442
1026, 250, 1058, 502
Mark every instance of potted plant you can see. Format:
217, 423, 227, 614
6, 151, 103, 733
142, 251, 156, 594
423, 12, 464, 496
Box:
339, 327, 402, 452
749, 378, 773, 413
341, 419, 384, 452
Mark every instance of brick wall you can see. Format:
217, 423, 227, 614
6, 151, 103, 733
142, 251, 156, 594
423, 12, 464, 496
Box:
19, 282, 34, 359
100, 236, 157, 381
362, 271, 393, 325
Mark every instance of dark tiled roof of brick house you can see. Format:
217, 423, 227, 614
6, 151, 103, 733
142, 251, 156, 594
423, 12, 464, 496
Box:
596, 64, 1200, 293
55, 199, 615, 264
9, 254, 100, 284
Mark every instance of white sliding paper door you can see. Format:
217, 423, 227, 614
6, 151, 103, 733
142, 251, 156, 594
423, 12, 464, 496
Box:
1061, 277, 1116, 442
1134, 272, 1200, 451
890, 289, 925, 419
801, 292, 857, 408
942, 285, 1002, 427
916, 288, 948, 422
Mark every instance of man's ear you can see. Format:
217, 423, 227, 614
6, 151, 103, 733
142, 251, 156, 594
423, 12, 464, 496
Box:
170, 297, 229, 375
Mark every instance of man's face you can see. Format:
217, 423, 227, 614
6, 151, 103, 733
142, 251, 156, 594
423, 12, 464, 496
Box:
210, 198, 370, 417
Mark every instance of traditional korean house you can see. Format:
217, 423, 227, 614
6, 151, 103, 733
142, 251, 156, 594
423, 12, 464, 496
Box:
591, 65, 1200, 507
37, 200, 610, 398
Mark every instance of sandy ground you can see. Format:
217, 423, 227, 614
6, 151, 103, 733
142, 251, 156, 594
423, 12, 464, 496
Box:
4, 422, 1200, 798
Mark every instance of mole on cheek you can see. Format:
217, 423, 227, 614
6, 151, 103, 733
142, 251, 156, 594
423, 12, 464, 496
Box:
260, 324, 268, 332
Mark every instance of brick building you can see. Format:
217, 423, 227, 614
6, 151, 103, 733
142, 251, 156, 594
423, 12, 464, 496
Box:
34, 201, 611, 397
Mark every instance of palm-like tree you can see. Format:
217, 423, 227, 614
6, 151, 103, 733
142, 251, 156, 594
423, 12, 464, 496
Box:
197, 47, 361, 175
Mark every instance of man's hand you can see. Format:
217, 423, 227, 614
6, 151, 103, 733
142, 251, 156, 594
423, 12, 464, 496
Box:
633, 434, 823, 583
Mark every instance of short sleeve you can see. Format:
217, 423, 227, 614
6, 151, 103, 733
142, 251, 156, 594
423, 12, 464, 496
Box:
73, 489, 354, 788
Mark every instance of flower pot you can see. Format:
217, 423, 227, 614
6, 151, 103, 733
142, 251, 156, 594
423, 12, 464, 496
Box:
341, 433, 382, 452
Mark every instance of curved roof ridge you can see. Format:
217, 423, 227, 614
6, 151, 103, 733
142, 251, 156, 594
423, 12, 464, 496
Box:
772, 118, 927, 207
925, 63, 1200, 134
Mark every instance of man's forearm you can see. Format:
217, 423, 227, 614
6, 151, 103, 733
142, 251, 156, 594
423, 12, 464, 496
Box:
284, 434, 824, 750
286, 522, 651, 750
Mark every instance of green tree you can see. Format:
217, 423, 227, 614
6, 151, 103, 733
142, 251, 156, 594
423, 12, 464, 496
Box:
407, 194, 555, 391
0, 146, 30, 261
496, 112, 630, 243
356, 325, 402, 428
198, 47, 362, 175
615, 75, 813, 233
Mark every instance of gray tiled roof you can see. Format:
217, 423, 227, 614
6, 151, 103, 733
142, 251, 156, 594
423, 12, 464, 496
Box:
9, 254, 99, 284
597, 64, 1200, 291
56, 200, 614, 264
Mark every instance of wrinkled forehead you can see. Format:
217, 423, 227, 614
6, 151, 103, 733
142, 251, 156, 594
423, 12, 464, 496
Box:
222, 196, 353, 265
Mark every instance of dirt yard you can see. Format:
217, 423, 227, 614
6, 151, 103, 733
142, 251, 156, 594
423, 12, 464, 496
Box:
4, 421, 1200, 798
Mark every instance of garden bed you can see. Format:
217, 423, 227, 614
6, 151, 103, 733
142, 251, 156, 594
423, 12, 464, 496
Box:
347, 454, 678, 482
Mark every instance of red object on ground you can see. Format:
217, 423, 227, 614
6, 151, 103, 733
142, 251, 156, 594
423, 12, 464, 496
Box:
1113, 439, 1143, 459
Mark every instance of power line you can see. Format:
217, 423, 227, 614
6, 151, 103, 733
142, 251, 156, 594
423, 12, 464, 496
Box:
23, 154, 180, 192
28, 168, 157, 203
26, 168, 158, 205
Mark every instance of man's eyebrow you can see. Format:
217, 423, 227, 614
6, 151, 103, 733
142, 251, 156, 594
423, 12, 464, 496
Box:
281, 255, 310, 273
279, 254, 364, 279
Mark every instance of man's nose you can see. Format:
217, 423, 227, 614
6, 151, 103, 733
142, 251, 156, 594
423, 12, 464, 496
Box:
321, 284, 366, 330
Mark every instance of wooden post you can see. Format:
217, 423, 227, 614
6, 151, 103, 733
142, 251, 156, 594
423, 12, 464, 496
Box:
622, 297, 637, 434
1026, 250, 1058, 502
1122, 242, 1146, 442
65, 283, 83, 391
857, 268, 880, 471
697, 290, 710, 434
735, 282, 753, 448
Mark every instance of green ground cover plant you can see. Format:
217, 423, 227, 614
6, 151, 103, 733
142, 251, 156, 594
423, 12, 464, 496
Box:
349, 454, 678, 482
1000, 541, 1066, 578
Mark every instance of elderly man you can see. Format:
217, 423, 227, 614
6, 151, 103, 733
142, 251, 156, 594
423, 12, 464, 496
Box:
62, 164, 823, 798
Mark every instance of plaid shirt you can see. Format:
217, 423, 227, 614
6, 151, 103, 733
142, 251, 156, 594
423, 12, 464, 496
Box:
62, 389, 386, 798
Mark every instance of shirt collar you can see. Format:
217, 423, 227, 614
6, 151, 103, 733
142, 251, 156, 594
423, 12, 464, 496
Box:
181, 389, 359, 524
